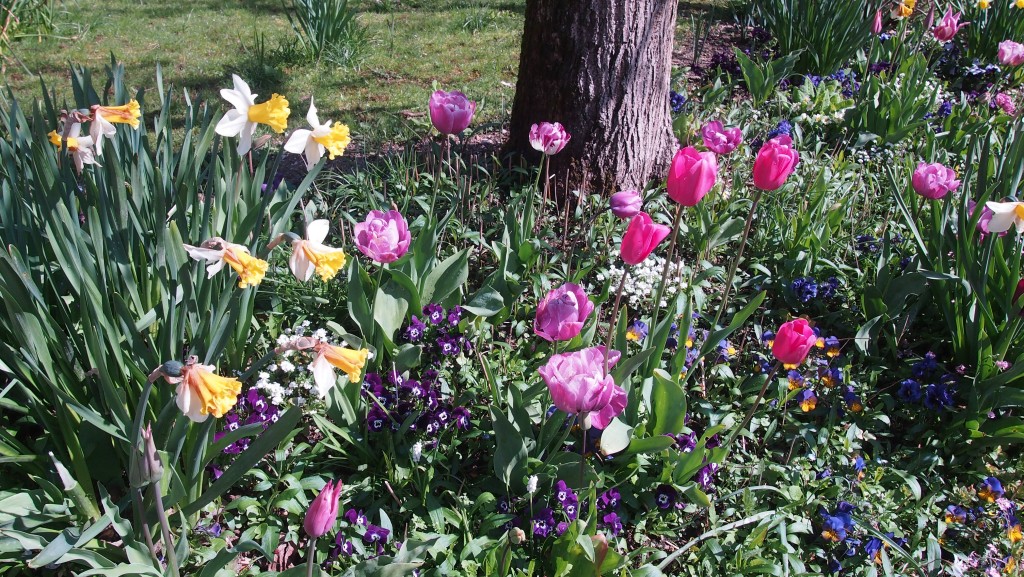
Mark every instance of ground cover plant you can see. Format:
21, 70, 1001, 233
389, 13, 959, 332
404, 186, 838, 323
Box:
2, 1, 1024, 576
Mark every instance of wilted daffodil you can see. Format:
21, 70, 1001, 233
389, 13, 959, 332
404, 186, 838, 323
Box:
310, 341, 370, 396
215, 74, 290, 155
183, 237, 269, 288
48, 123, 98, 173
150, 358, 241, 423
89, 99, 141, 155
284, 98, 351, 170
287, 219, 348, 281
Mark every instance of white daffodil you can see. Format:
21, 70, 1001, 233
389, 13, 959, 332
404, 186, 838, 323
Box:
214, 74, 290, 155
289, 219, 348, 281
182, 238, 269, 288
89, 100, 141, 156
284, 99, 351, 170
985, 201, 1024, 234
47, 123, 98, 173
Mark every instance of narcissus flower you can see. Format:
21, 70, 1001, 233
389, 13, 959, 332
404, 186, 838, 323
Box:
174, 362, 242, 422
183, 238, 269, 288
284, 98, 351, 170
48, 123, 98, 173
89, 99, 141, 154
984, 201, 1024, 234
310, 341, 370, 395
215, 74, 290, 155
289, 219, 347, 281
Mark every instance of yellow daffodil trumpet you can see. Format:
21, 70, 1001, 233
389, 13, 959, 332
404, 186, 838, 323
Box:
183, 237, 269, 288
150, 357, 241, 422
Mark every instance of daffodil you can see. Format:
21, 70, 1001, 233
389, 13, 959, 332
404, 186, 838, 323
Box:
214, 74, 290, 155
289, 219, 348, 281
89, 99, 141, 155
893, 0, 916, 18
1017, 0, 1024, 9
175, 362, 241, 422
979, 0, 991, 8
47, 123, 98, 173
985, 201, 1024, 234
183, 238, 269, 288
310, 342, 370, 396
284, 98, 351, 170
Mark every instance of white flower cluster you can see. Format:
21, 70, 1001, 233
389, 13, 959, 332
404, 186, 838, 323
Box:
255, 321, 330, 406
595, 254, 687, 312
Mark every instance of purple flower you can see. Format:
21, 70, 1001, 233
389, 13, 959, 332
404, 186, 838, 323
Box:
353, 210, 411, 264
555, 521, 570, 536
654, 484, 677, 510
405, 316, 427, 342
438, 335, 461, 356
696, 463, 719, 490
555, 480, 577, 506
452, 406, 472, 430
598, 489, 621, 511
601, 512, 623, 536
225, 413, 240, 431
497, 497, 511, 514
532, 508, 556, 537
534, 283, 595, 342
363, 524, 389, 544
337, 539, 355, 557
367, 407, 389, 432
208, 465, 223, 480
424, 304, 445, 325
246, 389, 267, 413
447, 306, 462, 326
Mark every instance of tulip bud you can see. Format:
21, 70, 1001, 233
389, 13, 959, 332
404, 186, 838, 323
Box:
304, 480, 343, 538
872, 10, 884, 35
620, 212, 671, 265
752, 136, 799, 191
609, 190, 642, 219
667, 146, 718, 206
130, 424, 164, 488
509, 527, 527, 545
428, 90, 476, 135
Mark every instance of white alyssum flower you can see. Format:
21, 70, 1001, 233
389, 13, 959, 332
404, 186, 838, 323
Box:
411, 441, 423, 463
526, 475, 538, 495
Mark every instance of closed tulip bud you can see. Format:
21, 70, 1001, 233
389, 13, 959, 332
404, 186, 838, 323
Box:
609, 190, 642, 219
872, 10, 884, 34
771, 318, 818, 366
1014, 279, 1024, 316
752, 136, 799, 191
667, 146, 718, 206
620, 212, 671, 265
534, 283, 595, 342
304, 480, 343, 538
911, 162, 960, 199
998, 40, 1024, 66
428, 90, 476, 135
932, 8, 968, 43
529, 122, 571, 155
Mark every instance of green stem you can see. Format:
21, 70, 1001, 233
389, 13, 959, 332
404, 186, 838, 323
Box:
132, 488, 159, 567
306, 537, 317, 577
151, 482, 180, 577
604, 267, 630, 376
711, 186, 764, 331
723, 361, 781, 451
648, 205, 684, 348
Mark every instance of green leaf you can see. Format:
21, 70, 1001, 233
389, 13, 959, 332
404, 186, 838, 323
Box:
420, 248, 469, 305
490, 407, 527, 486
374, 280, 410, 344
649, 369, 687, 436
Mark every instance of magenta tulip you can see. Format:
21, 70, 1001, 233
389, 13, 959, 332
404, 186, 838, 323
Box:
620, 212, 670, 265
667, 146, 718, 206
700, 121, 743, 155
932, 8, 968, 43
752, 135, 799, 191
771, 319, 818, 366
353, 210, 411, 264
911, 162, 960, 200
872, 9, 884, 35
529, 122, 571, 155
304, 479, 343, 538
534, 283, 595, 342
609, 190, 642, 219
428, 90, 476, 135
538, 346, 626, 429
998, 40, 1024, 66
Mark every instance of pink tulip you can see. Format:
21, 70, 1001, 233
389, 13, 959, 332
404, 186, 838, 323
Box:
353, 210, 411, 264
872, 10, 884, 35
538, 346, 626, 430
667, 146, 718, 206
700, 121, 743, 155
529, 122, 571, 155
620, 212, 670, 265
771, 318, 818, 366
932, 8, 968, 43
609, 190, 642, 219
995, 93, 1017, 116
304, 479, 343, 538
998, 40, 1024, 66
911, 162, 960, 200
428, 90, 476, 135
534, 283, 595, 342
752, 135, 799, 191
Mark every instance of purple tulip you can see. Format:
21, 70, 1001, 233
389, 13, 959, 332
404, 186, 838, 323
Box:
529, 122, 571, 155
534, 283, 594, 342
304, 480, 343, 538
609, 190, 643, 219
999, 40, 1024, 66
700, 121, 743, 155
428, 90, 476, 135
353, 210, 411, 264
911, 162, 960, 200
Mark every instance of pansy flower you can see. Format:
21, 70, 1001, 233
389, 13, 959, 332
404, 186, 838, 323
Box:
797, 388, 817, 412
654, 484, 678, 509
945, 504, 968, 523
979, 477, 1005, 502
824, 336, 841, 357
626, 320, 648, 342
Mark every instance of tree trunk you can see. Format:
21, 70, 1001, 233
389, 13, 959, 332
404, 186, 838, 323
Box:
506, 0, 678, 196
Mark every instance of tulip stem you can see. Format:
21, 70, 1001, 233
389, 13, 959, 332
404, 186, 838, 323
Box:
578, 416, 587, 485
711, 186, 763, 331
604, 267, 630, 376
306, 538, 317, 577
151, 482, 180, 577
648, 205, 684, 349
724, 360, 781, 451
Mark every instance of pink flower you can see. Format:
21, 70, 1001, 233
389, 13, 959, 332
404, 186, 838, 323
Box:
998, 40, 1024, 66
700, 121, 743, 155
872, 9, 884, 35
932, 8, 968, 43
534, 283, 595, 342
667, 146, 718, 206
620, 212, 670, 265
995, 93, 1017, 116
609, 190, 643, 219
529, 122, 571, 155
538, 346, 626, 429
353, 210, 411, 264
752, 136, 799, 191
304, 479, 343, 538
911, 162, 960, 200
771, 318, 817, 366
968, 200, 1006, 241
428, 90, 476, 135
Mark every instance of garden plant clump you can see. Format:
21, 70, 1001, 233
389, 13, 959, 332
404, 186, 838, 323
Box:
3, 1, 1024, 576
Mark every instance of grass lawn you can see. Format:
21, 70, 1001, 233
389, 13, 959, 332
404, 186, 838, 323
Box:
4, 0, 525, 146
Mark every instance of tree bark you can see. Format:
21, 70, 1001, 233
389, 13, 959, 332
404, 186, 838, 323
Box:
506, 0, 678, 196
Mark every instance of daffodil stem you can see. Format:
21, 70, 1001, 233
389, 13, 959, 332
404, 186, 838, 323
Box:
649, 204, 684, 347
151, 482, 180, 577
132, 487, 158, 567
306, 538, 317, 577
604, 267, 630, 376
712, 186, 764, 331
